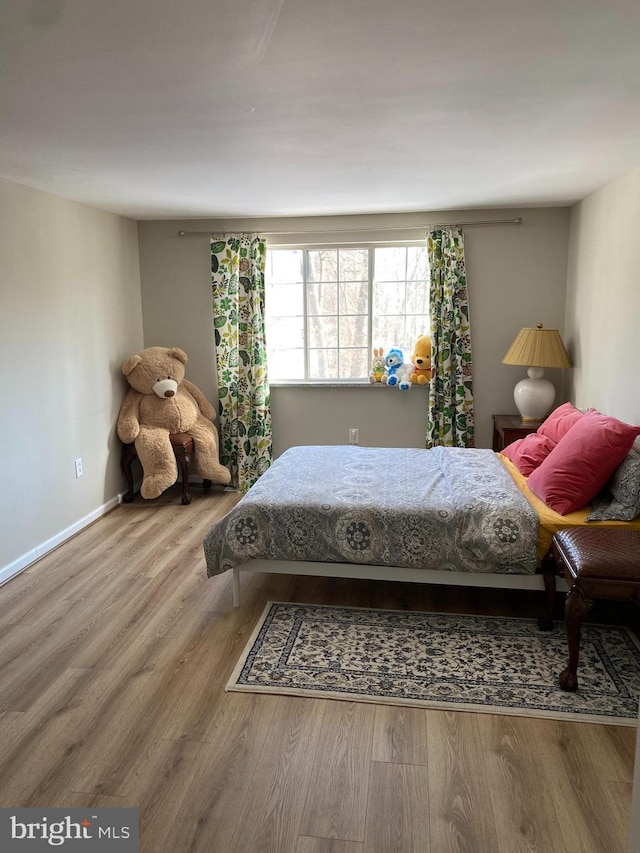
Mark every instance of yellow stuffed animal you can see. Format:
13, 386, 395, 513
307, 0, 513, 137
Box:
409, 334, 432, 384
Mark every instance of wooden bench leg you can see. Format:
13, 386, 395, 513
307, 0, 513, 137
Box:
538, 549, 558, 631
558, 583, 593, 692
233, 567, 241, 607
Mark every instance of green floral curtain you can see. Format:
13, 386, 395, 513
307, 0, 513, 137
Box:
427, 228, 475, 448
211, 234, 272, 492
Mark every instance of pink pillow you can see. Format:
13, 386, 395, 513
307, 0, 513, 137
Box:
528, 411, 640, 515
500, 433, 557, 476
537, 402, 586, 443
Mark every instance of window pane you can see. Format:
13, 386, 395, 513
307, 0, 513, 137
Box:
309, 348, 338, 378
308, 281, 337, 315
375, 246, 407, 282
338, 248, 368, 281
374, 280, 406, 315
307, 250, 337, 283
269, 348, 305, 380
339, 280, 368, 314
266, 282, 304, 317
406, 315, 430, 346
407, 246, 429, 281
405, 280, 429, 314
265, 250, 304, 379
309, 315, 338, 348
339, 349, 368, 379
267, 249, 303, 283
267, 316, 305, 349
373, 314, 406, 351
339, 315, 368, 348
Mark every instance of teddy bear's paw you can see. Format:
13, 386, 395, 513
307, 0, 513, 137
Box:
398, 380, 411, 391
141, 474, 175, 500
118, 421, 140, 443
216, 467, 232, 485
387, 375, 398, 386
198, 463, 231, 483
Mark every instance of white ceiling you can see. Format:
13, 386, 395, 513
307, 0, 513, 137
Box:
2, 0, 639, 220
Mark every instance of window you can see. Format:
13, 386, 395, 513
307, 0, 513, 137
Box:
265, 245, 430, 381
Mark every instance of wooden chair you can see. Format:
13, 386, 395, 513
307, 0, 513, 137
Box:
121, 432, 212, 505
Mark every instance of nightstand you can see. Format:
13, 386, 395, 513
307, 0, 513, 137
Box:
492, 414, 542, 452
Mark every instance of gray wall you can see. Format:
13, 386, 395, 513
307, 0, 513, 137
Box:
564, 162, 640, 425
0, 178, 143, 577
138, 207, 571, 454
562, 162, 640, 853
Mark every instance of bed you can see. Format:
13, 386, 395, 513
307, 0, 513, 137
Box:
202, 432, 640, 606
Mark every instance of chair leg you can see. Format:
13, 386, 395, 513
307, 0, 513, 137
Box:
558, 583, 593, 692
121, 444, 136, 503
173, 446, 192, 505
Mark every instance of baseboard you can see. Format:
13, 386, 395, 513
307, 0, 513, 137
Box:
0, 494, 123, 588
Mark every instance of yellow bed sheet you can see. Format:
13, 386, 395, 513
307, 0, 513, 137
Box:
499, 455, 640, 564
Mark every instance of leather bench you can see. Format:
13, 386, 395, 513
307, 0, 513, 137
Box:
540, 527, 640, 691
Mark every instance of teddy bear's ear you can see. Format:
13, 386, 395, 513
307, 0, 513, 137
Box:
168, 347, 188, 365
122, 354, 142, 376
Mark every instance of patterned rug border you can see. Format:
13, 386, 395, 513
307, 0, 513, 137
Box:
226, 602, 640, 727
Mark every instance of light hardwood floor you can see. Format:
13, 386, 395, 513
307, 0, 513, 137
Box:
0, 484, 636, 852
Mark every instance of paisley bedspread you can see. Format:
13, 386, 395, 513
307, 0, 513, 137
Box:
203, 445, 539, 578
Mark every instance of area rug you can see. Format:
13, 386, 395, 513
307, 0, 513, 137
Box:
226, 602, 640, 726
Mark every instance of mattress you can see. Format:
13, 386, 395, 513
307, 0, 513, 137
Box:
499, 455, 640, 563
203, 445, 539, 578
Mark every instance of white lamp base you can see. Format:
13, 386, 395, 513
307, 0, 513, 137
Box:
513, 367, 556, 422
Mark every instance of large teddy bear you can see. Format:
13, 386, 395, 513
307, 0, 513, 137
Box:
117, 346, 231, 499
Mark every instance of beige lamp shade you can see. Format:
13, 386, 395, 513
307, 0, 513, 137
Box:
502, 324, 572, 421
502, 324, 572, 369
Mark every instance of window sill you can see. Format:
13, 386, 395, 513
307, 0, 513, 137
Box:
269, 381, 428, 389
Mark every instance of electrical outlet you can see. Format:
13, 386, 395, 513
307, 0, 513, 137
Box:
349, 428, 359, 445
75, 458, 83, 478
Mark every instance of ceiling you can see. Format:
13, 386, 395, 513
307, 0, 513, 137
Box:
2, 0, 639, 220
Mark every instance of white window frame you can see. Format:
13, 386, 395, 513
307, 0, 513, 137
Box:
265, 241, 429, 384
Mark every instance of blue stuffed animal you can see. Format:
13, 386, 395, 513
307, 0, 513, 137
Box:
382, 348, 413, 390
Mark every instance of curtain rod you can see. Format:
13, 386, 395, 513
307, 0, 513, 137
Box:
176, 216, 523, 238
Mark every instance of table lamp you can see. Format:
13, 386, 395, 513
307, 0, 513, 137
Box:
502, 323, 572, 421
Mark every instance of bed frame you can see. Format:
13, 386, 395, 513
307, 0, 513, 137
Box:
230, 558, 566, 607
